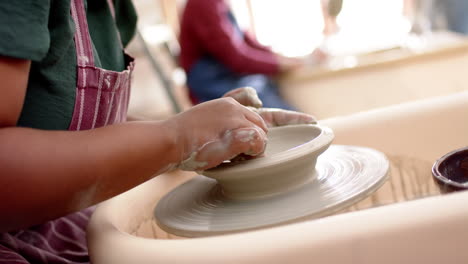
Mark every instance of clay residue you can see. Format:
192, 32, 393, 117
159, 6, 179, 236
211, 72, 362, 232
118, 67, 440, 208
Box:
178, 128, 266, 171
178, 151, 208, 171
241, 87, 263, 108
234, 129, 256, 143
225, 87, 263, 108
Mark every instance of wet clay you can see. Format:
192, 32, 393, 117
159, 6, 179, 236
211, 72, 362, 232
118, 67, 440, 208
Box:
155, 125, 390, 237
178, 128, 265, 171
155, 144, 389, 237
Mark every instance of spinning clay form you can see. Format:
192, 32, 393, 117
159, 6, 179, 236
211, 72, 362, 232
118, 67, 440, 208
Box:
155, 124, 389, 237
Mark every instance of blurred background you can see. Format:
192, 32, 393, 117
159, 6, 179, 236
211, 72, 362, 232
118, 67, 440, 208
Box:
127, 0, 468, 120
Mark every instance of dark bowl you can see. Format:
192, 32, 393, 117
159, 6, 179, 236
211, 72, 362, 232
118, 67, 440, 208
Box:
432, 146, 468, 193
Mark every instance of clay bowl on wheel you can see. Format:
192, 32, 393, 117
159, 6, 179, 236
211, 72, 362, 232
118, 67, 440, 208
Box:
155, 124, 389, 237
202, 124, 334, 200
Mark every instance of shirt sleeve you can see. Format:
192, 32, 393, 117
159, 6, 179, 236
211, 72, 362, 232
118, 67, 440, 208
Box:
0, 1, 50, 61
244, 32, 272, 53
189, 0, 279, 75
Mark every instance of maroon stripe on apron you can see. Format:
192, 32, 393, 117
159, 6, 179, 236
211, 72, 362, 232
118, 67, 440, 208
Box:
68, 0, 135, 131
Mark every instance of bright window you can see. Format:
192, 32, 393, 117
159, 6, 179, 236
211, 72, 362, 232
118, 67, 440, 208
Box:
232, 0, 410, 57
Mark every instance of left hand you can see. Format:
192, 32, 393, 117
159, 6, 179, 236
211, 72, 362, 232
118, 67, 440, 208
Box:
222, 87, 317, 127
249, 107, 316, 127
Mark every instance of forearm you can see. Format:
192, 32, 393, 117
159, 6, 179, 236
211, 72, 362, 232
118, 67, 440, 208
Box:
0, 120, 177, 231
244, 32, 271, 53
233, 46, 280, 75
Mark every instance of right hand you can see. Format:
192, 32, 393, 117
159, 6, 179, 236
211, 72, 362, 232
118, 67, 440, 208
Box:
165, 98, 268, 171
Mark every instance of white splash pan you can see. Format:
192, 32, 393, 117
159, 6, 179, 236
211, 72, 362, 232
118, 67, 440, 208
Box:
87, 91, 468, 264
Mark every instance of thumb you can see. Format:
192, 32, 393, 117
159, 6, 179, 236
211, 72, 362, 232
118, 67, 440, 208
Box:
255, 108, 317, 127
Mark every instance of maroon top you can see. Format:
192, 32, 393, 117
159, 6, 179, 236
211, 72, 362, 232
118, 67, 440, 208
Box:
179, 0, 280, 75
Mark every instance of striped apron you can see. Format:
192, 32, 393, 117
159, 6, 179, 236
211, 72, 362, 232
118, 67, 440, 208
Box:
0, 0, 134, 263
69, 0, 134, 130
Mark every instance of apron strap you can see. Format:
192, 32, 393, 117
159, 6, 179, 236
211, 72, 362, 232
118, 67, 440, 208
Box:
106, 0, 116, 18
70, 0, 96, 67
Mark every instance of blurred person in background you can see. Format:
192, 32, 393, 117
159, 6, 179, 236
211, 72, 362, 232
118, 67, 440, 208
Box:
404, 0, 468, 35
179, 0, 327, 110
321, 0, 343, 36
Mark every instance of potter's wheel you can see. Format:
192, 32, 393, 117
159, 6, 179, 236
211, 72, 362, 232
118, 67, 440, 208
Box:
155, 125, 389, 237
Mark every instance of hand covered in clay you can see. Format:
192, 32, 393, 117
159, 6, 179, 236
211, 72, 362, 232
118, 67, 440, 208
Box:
221, 87, 263, 108
166, 98, 268, 171
250, 108, 317, 127
222, 87, 317, 127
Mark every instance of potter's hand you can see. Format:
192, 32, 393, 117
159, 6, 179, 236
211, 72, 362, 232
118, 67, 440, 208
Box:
222, 87, 263, 108
222, 87, 317, 127
166, 98, 268, 171
251, 108, 317, 128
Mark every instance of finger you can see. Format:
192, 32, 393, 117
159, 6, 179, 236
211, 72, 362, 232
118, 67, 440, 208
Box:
230, 126, 267, 156
257, 108, 317, 127
222, 87, 263, 108
241, 106, 268, 133
184, 127, 267, 171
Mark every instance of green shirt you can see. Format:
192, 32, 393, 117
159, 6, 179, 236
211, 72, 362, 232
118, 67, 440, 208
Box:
0, 0, 137, 130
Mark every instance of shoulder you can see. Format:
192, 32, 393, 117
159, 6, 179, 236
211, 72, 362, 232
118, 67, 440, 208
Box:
113, 0, 138, 46
0, 1, 52, 61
